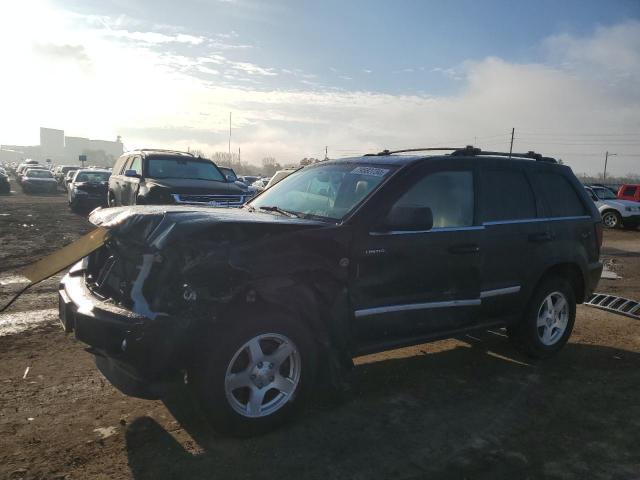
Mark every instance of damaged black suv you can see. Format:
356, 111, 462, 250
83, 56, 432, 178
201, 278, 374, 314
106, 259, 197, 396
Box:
59, 147, 603, 435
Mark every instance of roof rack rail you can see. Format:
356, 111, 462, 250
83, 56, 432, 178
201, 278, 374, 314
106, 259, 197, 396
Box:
451, 145, 557, 163
136, 149, 194, 156
365, 147, 464, 156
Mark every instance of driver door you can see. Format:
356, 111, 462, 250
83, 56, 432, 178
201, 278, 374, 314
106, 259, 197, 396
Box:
350, 164, 482, 350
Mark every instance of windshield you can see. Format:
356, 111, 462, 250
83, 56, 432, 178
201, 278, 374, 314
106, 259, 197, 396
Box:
75, 171, 110, 182
147, 157, 224, 181
593, 187, 617, 200
250, 163, 396, 220
219, 167, 238, 182
26, 169, 53, 178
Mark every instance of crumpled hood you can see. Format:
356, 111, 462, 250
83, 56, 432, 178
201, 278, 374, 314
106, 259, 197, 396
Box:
88, 205, 328, 249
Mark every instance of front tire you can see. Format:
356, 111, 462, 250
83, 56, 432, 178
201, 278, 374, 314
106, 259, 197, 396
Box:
508, 276, 576, 359
602, 210, 621, 229
190, 312, 318, 436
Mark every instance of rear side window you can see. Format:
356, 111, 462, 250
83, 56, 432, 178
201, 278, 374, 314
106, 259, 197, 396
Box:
623, 186, 637, 196
113, 156, 128, 175
531, 172, 586, 217
480, 170, 536, 222
394, 170, 474, 228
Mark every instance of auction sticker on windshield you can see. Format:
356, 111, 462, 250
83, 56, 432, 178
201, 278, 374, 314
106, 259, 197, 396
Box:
350, 166, 390, 177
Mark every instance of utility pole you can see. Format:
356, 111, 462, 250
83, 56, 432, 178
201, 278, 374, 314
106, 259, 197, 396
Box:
509, 128, 515, 158
603, 151, 617, 181
324, 146, 328, 161
228, 112, 232, 154
238, 147, 241, 165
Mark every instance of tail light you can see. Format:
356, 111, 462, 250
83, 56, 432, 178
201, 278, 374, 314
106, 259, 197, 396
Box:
595, 222, 603, 255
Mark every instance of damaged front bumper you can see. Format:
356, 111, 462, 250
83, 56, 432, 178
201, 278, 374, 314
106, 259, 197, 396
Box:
59, 260, 189, 399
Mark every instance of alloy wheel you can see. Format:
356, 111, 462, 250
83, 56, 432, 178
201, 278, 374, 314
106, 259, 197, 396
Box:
603, 212, 618, 228
537, 291, 569, 346
224, 333, 301, 418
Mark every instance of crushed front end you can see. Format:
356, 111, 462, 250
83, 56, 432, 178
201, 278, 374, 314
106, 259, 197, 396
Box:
58, 207, 207, 399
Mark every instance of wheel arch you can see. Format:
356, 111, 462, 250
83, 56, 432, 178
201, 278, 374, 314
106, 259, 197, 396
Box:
204, 275, 353, 386
531, 262, 586, 304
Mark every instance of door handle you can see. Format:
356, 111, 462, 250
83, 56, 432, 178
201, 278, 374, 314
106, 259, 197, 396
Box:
528, 232, 553, 243
448, 244, 480, 254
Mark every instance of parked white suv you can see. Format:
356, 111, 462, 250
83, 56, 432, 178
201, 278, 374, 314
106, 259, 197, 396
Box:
584, 186, 640, 229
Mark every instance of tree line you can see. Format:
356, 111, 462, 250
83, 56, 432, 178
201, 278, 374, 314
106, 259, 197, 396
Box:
187, 148, 325, 177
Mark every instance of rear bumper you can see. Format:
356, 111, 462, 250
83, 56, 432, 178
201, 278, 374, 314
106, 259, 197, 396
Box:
59, 263, 189, 398
23, 182, 57, 191
586, 261, 603, 300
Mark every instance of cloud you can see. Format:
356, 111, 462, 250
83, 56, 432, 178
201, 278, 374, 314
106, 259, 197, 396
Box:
108, 29, 205, 45
1, 3, 638, 175
32, 43, 93, 71
229, 61, 278, 76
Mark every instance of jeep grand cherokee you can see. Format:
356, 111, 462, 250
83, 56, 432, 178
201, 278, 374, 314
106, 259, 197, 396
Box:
59, 146, 603, 436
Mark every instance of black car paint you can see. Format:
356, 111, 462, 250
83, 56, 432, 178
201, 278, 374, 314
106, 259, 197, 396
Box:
108, 153, 246, 206
59, 155, 603, 398
69, 181, 109, 209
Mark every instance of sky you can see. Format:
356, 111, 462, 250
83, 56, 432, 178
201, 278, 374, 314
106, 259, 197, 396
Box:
0, 0, 639, 175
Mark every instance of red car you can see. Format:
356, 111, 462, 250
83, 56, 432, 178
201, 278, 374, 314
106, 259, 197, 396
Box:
618, 184, 640, 202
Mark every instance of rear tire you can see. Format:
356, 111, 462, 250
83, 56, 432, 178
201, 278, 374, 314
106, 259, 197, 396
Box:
508, 276, 576, 359
189, 312, 318, 436
602, 210, 621, 229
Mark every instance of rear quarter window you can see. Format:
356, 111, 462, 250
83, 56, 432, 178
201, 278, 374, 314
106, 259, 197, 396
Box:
530, 172, 587, 218
623, 186, 637, 196
113, 156, 129, 175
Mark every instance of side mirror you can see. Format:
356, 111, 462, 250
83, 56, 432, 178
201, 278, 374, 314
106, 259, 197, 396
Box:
383, 205, 433, 232
124, 169, 141, 179
226, 174, 235, 182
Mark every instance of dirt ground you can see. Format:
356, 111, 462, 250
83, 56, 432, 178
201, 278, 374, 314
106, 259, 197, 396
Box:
1, 186, 639, 480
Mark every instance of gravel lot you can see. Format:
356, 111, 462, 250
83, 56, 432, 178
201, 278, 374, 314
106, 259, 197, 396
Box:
1, 186, 639, 480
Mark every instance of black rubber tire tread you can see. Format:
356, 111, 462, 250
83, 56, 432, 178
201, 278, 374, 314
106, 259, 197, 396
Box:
508, 276, 576, 359
189, 311, 318, 437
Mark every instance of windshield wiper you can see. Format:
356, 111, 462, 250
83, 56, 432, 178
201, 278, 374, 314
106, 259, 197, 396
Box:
257, 206, 299, 218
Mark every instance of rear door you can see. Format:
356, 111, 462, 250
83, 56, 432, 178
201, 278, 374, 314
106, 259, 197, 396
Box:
110, 156, 129, 205
351, 162, 482, 349
528, 169, 594, 296
477, 165, 542, 320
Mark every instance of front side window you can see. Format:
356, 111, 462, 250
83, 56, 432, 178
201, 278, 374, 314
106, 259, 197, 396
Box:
392, 170, 474, 229
146, 157, 224, 181
129, 156, 142, 175
592, 187, 616, 200
250, 163, 396, 220
480, 170, 536, 222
